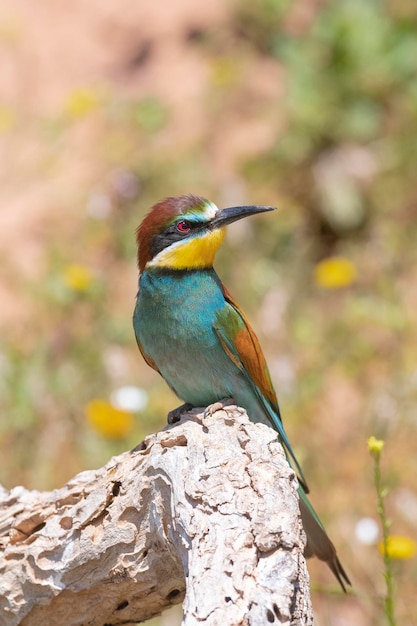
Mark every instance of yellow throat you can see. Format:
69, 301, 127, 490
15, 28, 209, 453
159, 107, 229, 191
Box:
148, 227, 226, 270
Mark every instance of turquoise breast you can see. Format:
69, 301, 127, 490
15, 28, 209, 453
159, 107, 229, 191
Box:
134, 269, 242, 405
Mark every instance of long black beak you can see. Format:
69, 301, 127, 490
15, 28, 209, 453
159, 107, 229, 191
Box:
211, 204, 276, 229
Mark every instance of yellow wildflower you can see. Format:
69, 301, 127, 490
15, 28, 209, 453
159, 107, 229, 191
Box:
0, 106, 16, 133
85, 399, 134, 439
211, 57, 237, 87
367, 436, 385, 456
379, 536, 417, 560
62, 264, 94, 293
0, 16, 23, 43
65, 87, 101, 118
314, 256, 357, 289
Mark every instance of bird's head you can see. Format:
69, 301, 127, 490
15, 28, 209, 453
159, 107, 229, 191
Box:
136, 194, 275, 272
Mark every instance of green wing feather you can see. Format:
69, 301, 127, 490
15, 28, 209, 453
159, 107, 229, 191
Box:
214, 284, 309, 492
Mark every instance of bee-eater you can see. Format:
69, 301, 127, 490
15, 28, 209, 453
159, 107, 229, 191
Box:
133, 194, 350, 591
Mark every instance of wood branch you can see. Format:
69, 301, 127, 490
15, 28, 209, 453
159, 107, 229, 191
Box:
0, 406, 313, 626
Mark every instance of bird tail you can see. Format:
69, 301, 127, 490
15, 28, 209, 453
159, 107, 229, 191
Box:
298, 487, 351, 592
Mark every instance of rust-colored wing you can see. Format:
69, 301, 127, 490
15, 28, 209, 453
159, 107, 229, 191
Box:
220, 284, 279, 410
214, 283, 308, 491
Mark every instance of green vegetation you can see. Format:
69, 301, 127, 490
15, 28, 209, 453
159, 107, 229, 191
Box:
368, 437, 396, 626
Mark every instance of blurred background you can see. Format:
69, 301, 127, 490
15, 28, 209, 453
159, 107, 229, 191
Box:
1, 0, 416, 624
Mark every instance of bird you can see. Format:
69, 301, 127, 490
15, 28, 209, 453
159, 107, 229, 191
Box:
133, 193, 350, 591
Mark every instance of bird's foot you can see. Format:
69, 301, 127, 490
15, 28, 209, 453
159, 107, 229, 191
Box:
167, 402, 194, 425
204, 397, 235, 418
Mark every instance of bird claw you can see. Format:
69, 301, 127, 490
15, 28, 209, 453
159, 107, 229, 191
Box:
167, 402, 194, 424
204, 397, 235, 418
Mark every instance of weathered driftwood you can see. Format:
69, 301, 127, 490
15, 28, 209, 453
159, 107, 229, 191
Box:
0, 406, 313, 626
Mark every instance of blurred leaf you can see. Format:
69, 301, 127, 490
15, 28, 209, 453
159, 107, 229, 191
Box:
133, 98, 168, 133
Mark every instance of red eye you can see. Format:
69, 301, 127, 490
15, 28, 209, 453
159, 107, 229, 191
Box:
177, 220, 191, 233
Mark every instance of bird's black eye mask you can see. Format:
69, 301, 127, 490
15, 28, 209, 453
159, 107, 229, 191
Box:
150, 219, 208, 258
